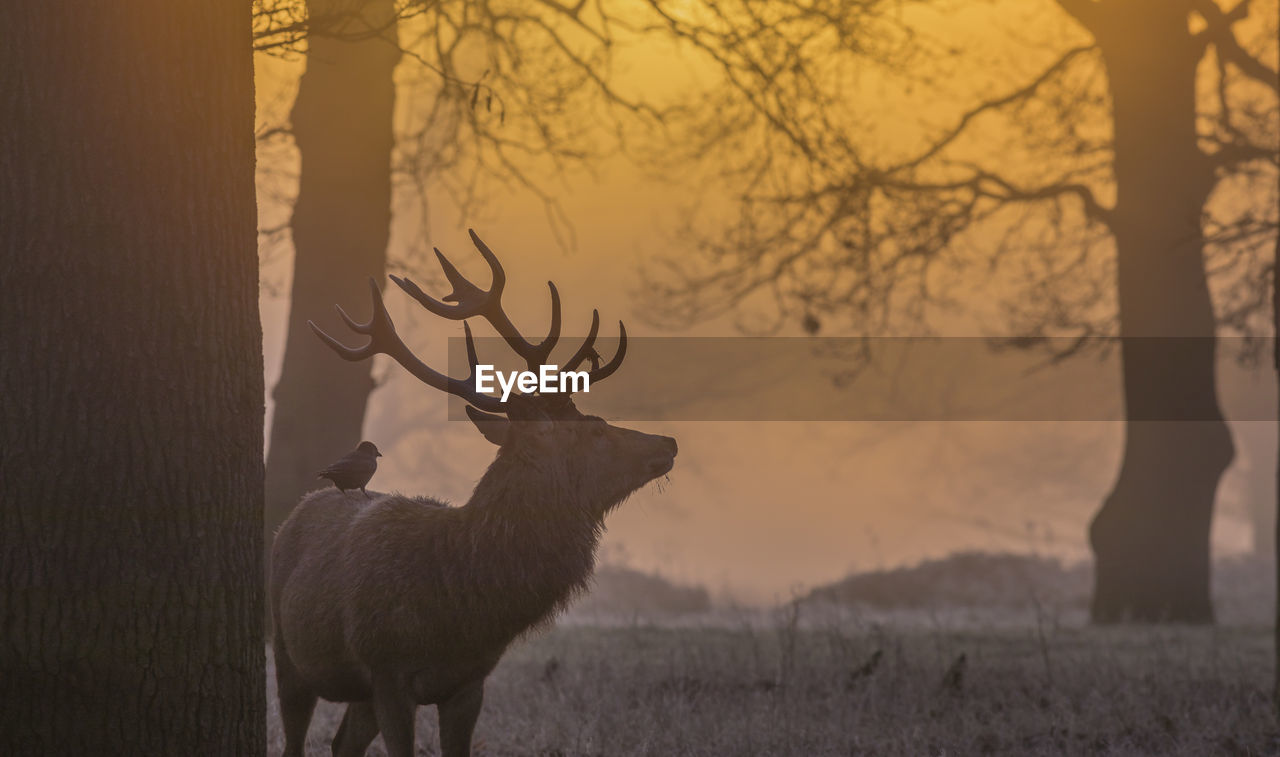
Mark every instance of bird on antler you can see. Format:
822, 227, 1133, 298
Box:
317, 441, 381, 498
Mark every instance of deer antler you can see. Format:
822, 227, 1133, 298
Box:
308, 278, 506, 414
561, 311, 627, 382
390, 229, 627, 383
311, 230, 627, 411
390, 229, 561, 371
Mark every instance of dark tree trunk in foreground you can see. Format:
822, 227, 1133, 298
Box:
264, 0, 400, 584
1273, 131, 1280, 705
1085, 1, 1232, 623
0, 2, 263, 754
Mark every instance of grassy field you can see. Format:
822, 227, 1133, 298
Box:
266, 614, 1279, 756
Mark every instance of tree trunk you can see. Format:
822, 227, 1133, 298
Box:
1235, 420, 1276, 556
1088, 2, 1232, 623
264, 0, 400, 584
1272, 151, 1279, 705
0, 2, 263, 753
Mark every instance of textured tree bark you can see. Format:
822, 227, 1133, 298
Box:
264, 0, 400, 593
0, 2, 263, 754
1087, 1, 1233, 623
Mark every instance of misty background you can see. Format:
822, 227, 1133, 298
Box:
254, 0, 1277, 605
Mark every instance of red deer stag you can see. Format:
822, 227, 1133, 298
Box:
270, 230, 677, 757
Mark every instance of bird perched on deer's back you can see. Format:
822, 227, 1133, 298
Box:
318, 441, 381, 498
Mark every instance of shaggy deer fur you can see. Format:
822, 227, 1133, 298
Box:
270, 231, 677, 757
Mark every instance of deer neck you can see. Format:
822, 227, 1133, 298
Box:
460, 456, 605, 626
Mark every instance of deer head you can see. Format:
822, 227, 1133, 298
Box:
307, 227, 675, 515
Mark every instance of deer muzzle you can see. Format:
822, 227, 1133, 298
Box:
644, 435, 678, 478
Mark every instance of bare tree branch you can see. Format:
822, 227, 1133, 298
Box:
1193, 0, 1280, 93
635, 0, 1276, 345
898, 45, 1098, 171
255, 0, 672, 272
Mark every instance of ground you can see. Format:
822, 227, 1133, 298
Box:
266, 614, 1278, 756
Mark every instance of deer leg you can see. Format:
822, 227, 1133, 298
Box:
438, 679, 484, 757
274, 642, 317, 757
371, 673, 417, 757
331, 701, 379, 757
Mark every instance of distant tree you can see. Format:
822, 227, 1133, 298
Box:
257, 0, 401, 612
254, 0, 665, 570
1274, 171, 1280, 704
0, 2, 263, 753
642, 0, 1278, 622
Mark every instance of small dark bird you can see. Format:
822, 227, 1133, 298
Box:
541, 657, 560, 684
941, 652, 967, 694
844, 649, 883, 690
317, 441, 381, 498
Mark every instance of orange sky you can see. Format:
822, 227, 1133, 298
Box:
254, 0, 1277, 601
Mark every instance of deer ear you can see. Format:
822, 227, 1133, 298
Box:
465, 405, 509, 446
